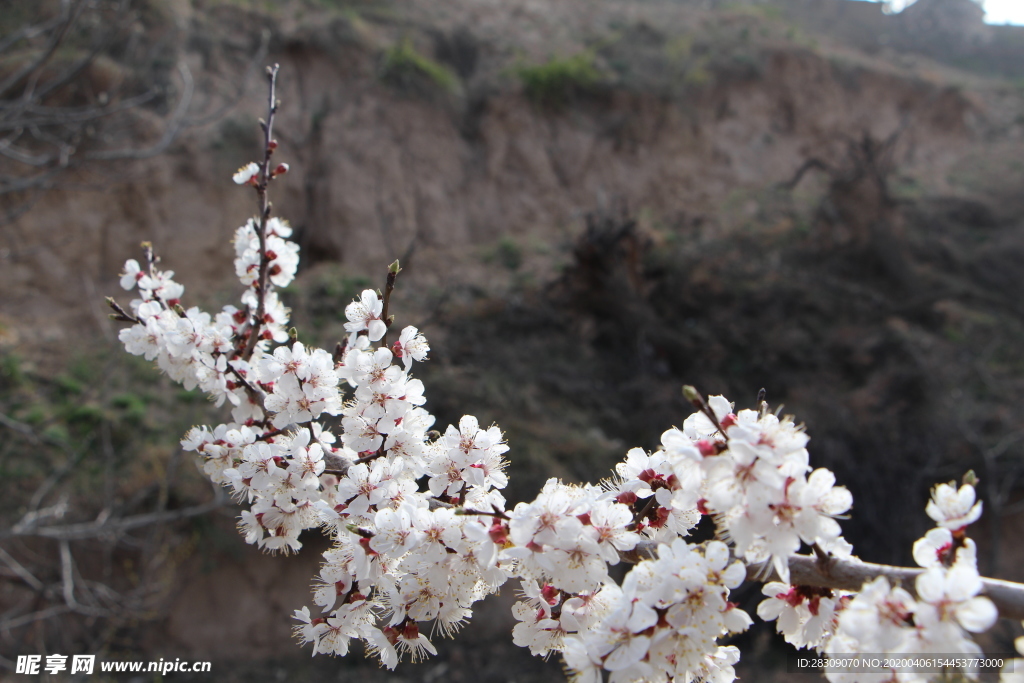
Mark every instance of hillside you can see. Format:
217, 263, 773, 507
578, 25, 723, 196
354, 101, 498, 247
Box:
2, 0, 1024, 678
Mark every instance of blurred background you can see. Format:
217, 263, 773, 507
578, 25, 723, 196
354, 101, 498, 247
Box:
2, 0, 1024, 680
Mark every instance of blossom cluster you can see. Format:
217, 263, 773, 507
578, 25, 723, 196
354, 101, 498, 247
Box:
108, 112, 1019, 683
558, 539, 750, 683
114, 151, 520, 666
821, 483, 996, 682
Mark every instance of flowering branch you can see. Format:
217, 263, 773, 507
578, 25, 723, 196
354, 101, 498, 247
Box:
619, 543, 1024, 621
102, 66, 1024, 683
241, 63, 282, 362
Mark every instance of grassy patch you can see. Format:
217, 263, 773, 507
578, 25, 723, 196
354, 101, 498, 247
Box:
379, 37, 460, 95
516, 51, 602, 108
483, 236, 523, 271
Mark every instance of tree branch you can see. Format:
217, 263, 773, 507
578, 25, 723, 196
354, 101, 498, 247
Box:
621, 542, 1024, 621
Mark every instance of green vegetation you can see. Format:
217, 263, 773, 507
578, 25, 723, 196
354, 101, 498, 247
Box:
0, 344, 208, 499
285, 264, 374, 332
516, 51, 602, 107
379, 37, 460, 95
483, 236, 524, 271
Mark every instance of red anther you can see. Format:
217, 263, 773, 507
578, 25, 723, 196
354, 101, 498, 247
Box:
720, 413, 738, 430
541, 584, 560, 605
616, 491, 638, 505
577, 512, 592, 525
697, 439, 718, 457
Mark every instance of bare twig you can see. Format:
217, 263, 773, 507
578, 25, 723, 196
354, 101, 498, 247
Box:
85, 63, 195, 162
5, 491, 225, 542
0, 547, 43, 592
0, 605, 71, 632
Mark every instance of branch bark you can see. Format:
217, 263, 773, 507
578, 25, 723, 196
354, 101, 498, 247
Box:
622, 541, 1024, 621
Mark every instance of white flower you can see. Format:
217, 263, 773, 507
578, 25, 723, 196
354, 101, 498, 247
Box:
758, 582, 838, 649
827, 576, 915, 660
395, 326, 429, 367
926, 483, 982, 530
915, 562, 997, 635
119, 259, 148, 290
233, 161, 260, 184
511, 600, 563, 656
344, 290, 387, 341
913, 527, 955, 568
584, 500, 639, 563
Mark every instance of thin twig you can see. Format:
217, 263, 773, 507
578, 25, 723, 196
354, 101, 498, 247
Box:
380, 260, 401, 347
4, 493, 225, 542
0, 547, 43, 592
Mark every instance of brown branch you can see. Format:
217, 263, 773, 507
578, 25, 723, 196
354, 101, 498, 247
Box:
241, 64, 281, 361
380, 260, 401, 347
4, 493, 225, 542
628, 496, 658, 529
85, 63, 195, 162
620, 542, 1024, 621
0, 0, 80, 98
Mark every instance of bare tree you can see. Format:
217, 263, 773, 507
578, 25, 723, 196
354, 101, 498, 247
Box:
0, 0, 268, 235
